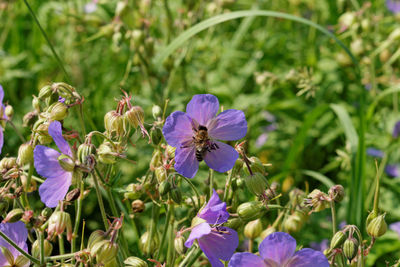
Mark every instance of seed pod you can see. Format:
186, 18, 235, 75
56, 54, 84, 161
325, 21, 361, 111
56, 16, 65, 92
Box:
4, 105, 13, 119
88, 230, 107, 250
124, 183, 142, 200
150, 127, 162, 145
47, 211, 72, 242
91, 240, 118, 264
244, 219, 263, 239
343, 237, 358, 262
366, 210, 379, 227
304, 189, 330, 212
3, 208, 24, 223
367, 214, 387, 238
330, 231, 346, 250
152, 105, 162, 119
242, 157, 265, 176
0, 157, 17, 171
174, 236, 187, 255
17, 143, 34, 166
169, 188, 182, 204
159, 180, 171, 196
97, 143, 116, 164
245, 173, 268, 196
125, 106, 144, 128
49, 102, 68, 121
223, 218, 243, 230
149, 150, 162, 170
32, 239, 53, 258
139, 231, 159, 255
124, 256, 148, 267
237, 201, 267, 221
154, 166, 167, 183
77, 143, 96, 165
328, 185, 345, 202
105, 111, 127, 136
131, 200, 145, 213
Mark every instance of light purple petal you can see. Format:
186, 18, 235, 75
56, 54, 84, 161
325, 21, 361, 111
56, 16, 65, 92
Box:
387, 0, 400, 13
228, 253, 266, 267
48, 121, 72, 157
198, 189, 229, 225
34, 145, 66, 179
390, 221, 400, 237
259, 232, 296, 265
174, 145, 199, 178
0, 222, 28, 266
208, 109, 247, 141
186, 94, 219, 126
385, 164, 400, 178
393, 121, 400, 138
185, 222, 211, 248
0, 126, 3, 155
39, 171, 72, 208
198, 227, 239, 267
203, 141, 238, 173
286, 248, 329, 267
366, 147, 384, 158
163, 111, 193, 147
0, 85, 3, 106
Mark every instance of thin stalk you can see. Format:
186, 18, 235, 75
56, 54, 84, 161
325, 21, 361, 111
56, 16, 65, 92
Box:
182, 176, 201, 211
248, 239, 253, 252
372, 160, 381, 213
0, 230, 40, 265
209, 169, 214, 200
71, 180, 84, 257
330, 201, 337, 236
147, 203, 160, 256
166, 217, 175, 266
78, 104, 86, 136
156, 203, 174, 261
91, 171, 108, 229
223, 170, 233, 203
39, 231, 45, 265
46, 253, 76, 261
178, 246, 196, 267
186, 247, 203, 267
58, 235, 65, 264
7, 121, 25, 143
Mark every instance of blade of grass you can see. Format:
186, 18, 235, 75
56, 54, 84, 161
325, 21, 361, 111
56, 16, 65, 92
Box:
301, 170, 335, 189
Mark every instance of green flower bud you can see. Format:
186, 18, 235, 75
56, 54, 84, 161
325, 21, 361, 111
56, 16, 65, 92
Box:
97, 143, 116, 164
245, 173, 268, 196
150, 127, 162, 145
47, 211, 72, 242
152, 105, 162, 120
328, 185, 345, 202
343, 237, 358, 262
139, 231, 159, 255
159, 180, 171, 196
49, 102, 69, 121
260, 227, 276, 240
131, 200, 145, 213
237, 201, 267, 221
154, 166, 167, 183
243, 157, 265, 176
330, 231, 346, 250
91, 240, 118, 264
284, 214, 302, 233
17, 143, 34, 166
289, 188, 305, 206
170, 188, 182, 204
5, 105, 13, 119
131, 30, 144, 47
41, 207, 53, 219
338, 12, 355, 28
125, 106, 144, 129
174, 236, 187, 255
124, 183, 142, 200
150, 150, 162, 170
58, 155, 75, 172
105, 111, 127, 136
124, 256, 148, 267
223, 218, 243, 230
244, 219, 263, 239
234, 177, 245, 189
366, 210, 379, 227
166, 145, 176, 159
88, 230, 107, 250
304, 189, 330, 212
38, 85, 53, 99
0, 157, 16, 171
77, 143, 96, 165
231, 158, 244, 177
32, 239, 53, 258
32, 96, 40, 111
367, 214, 387, 238
3, 208, 24, 223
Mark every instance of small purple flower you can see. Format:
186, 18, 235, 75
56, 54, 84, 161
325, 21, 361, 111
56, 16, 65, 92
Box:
163, 94, 247, 178
385, 164, 400, 178
185, 190, 238, 267
229, 232, 329, 267
34, 121, 73, 208
387, 0, 400, 13
84, 0, 98, 13
390, 221, 400, 237
393, 120, 400, 138
366, 147, 384, 158
0, 222, 29, 266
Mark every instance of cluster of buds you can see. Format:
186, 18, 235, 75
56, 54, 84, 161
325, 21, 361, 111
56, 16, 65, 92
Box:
328, 225, 361, 264
304, 184, 345, 214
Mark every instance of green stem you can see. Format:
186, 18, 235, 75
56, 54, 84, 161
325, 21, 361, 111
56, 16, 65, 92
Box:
330, 201, 337, 235
209, 169, 214, 200
0, 229, 40, 265
147, 203, 160, 256
248, 239, 253, 252
58, 235, 65, 264
92, 171, 108, 229
156, 203, 174, 261
186, 247, 202, 267
178, 246, 196, 267
223, 170, 233, 203
373, 160, 381, 213
182, 176, 201, 211
39, 231, 45, 265
78, 103, 86, 136
46, 253, 76, 261
71, 180, 84, 258
166, 216, 175, 266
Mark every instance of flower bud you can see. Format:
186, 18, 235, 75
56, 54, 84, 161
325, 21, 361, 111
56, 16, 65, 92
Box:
131, 30, 144, 47
32, 96, 40, 111
88, 230, 107, 250
367, 214, 387, 238
58, 155, 75, 172
223, 218, 243, 230
38, 85, 53, 99
174, 235, 187, 255
328, 185, 345, 202
243, 157, 265, 176
260, 226, 276, 240
124, 183, 142, 200
350, 39, 364, 56
97, 143, 116, 164
150, 127, 162, 145
245, 173, 268, 196
91, 239, 118, 264
3, 208, 24, 223
154, 166, 167, 183
17, 143, 34, 166
159, 180, 171, 196
152, 105, 162, 120
131, 200, 145, 213
237, 201, 267, 221
244, 219, 263, 239
23, 111, 37, 128
125, 106, 144, 129
366, 210, 378, 227
330, 231, 346, 250
304, 189, 330, 212
284, 214, 302, 233
0, 157, 17, 171
105, 111, 126, 136
49, 102, 69, 121
124, 256, 148, 267
169, 188, 182, 204
41, 207, 53, 219
338, 12, 355, 28
149, 150, 162, 170
77, 143, 96, 165
343, 237, 358, 262
32, 239, 53, 258
5, 105, 13, 119
139, 231, 159, 255
47, 211, 72, 242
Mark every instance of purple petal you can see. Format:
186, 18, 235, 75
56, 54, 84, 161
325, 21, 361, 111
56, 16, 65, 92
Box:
259, 232, 296, 265
186, 94, 219, 126
185, 222, 211, 248
387, 0, 400, 13
309, 239, 329, 253
198, 189, 229, 225
48, 121, 72, 157
208, 109, 247, 141
204, 141, 238, 173
163, 111, 193, 147
34, 145, 66, 179
174, 145, 199, 178
366, 147, 384, 158
0, 222, 28, 266
393, 120, 400, 138
0, 85, 3, 106
286, 248, 329, 267
39, 171, 72, 208
255, 133, 269, 148
0, 126, 3, 155
385, 164, 400, 178
198, 227, 239, 267
390, 221, 400, 237
228, 253, 266, 267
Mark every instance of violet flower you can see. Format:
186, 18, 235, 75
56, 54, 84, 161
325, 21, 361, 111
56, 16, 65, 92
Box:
229, 232, 329, 267
0, 222, 29, 266
387, 0, 400, 14
393, 120, 400, 138
366, 147, 384, 158
309, 239, 329, 253
385, 164, 400, 178
0, 85, 8, 154
185, 189, 238, 267
390, 221, 400, 237
163, 94, 247, 178
84, 0, 98, 13
34, 121, 73, 208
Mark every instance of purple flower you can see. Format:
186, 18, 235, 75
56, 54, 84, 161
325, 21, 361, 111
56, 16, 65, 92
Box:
387, 0, 400, 13
34, 121, 73, 207
310, 239, 329, 253
229, 232, 329, 267
0, 222, 29, 266
84, 0, 98, 13
385, 164, 400, 178
366, 147, 384, 158
185, 190, 238, 267
163, 94, 247, 178
390, 221, 400, 237
393, 120, 400, 138
0, 85, 7, 154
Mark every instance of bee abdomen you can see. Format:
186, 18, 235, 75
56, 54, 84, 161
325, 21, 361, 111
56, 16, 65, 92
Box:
195, 150, 203, 162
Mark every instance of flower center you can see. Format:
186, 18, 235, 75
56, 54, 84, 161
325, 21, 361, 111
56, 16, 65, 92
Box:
192, 125, 219, 162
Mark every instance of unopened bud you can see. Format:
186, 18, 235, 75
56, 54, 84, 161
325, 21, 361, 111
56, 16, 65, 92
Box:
154, 166, 167, 183
124, 183, 142, 200
124, 256, 148, 267
243, 157, 265, 176
88, 230, 107, 250
3, 208, 24, 223
0, 157, 17, 171
284, 214, 302, 233
330, 231, 346, 250
328, 184, 345, 202
260, 226, 276, 240
150, 127, 162, 145
139, 231, 159, 255
339, 12, 355, 28
17, 143, 34, 166
4, 105, 13, 119
58, 155, 75, 172
350, 39, 364, 56
237, 201, 267, 221
32, 239, 53, 258
131, 200, 145, 213
223, 218, 243, 230
367, 214, 387, 238
152, 105, 162, 119
170, 188, 182, 204
91, 240, 118, 264
245, 173, 268, 196
174, 236, 187, 255
49, 102, 68, 121
66, 188, 80, 202
97, 143, 116, 164
159, 180, 171, 196
166, 145, 176, 159
244, 219, 263, 239
366, 210, 379, 227
304, 189, 330, 212
38, 85, 53, 99
125, 106, 144, 129
47, 211, 72, 242
77, 143, 96, 165
105, 111, 126, 136
32, 96, 40, 111
41, 207, 53, 219
150, 150, 162, 170
343, 237, 358, 262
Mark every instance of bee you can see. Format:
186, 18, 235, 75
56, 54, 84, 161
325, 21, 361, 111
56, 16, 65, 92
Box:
193, 125, 219, 162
